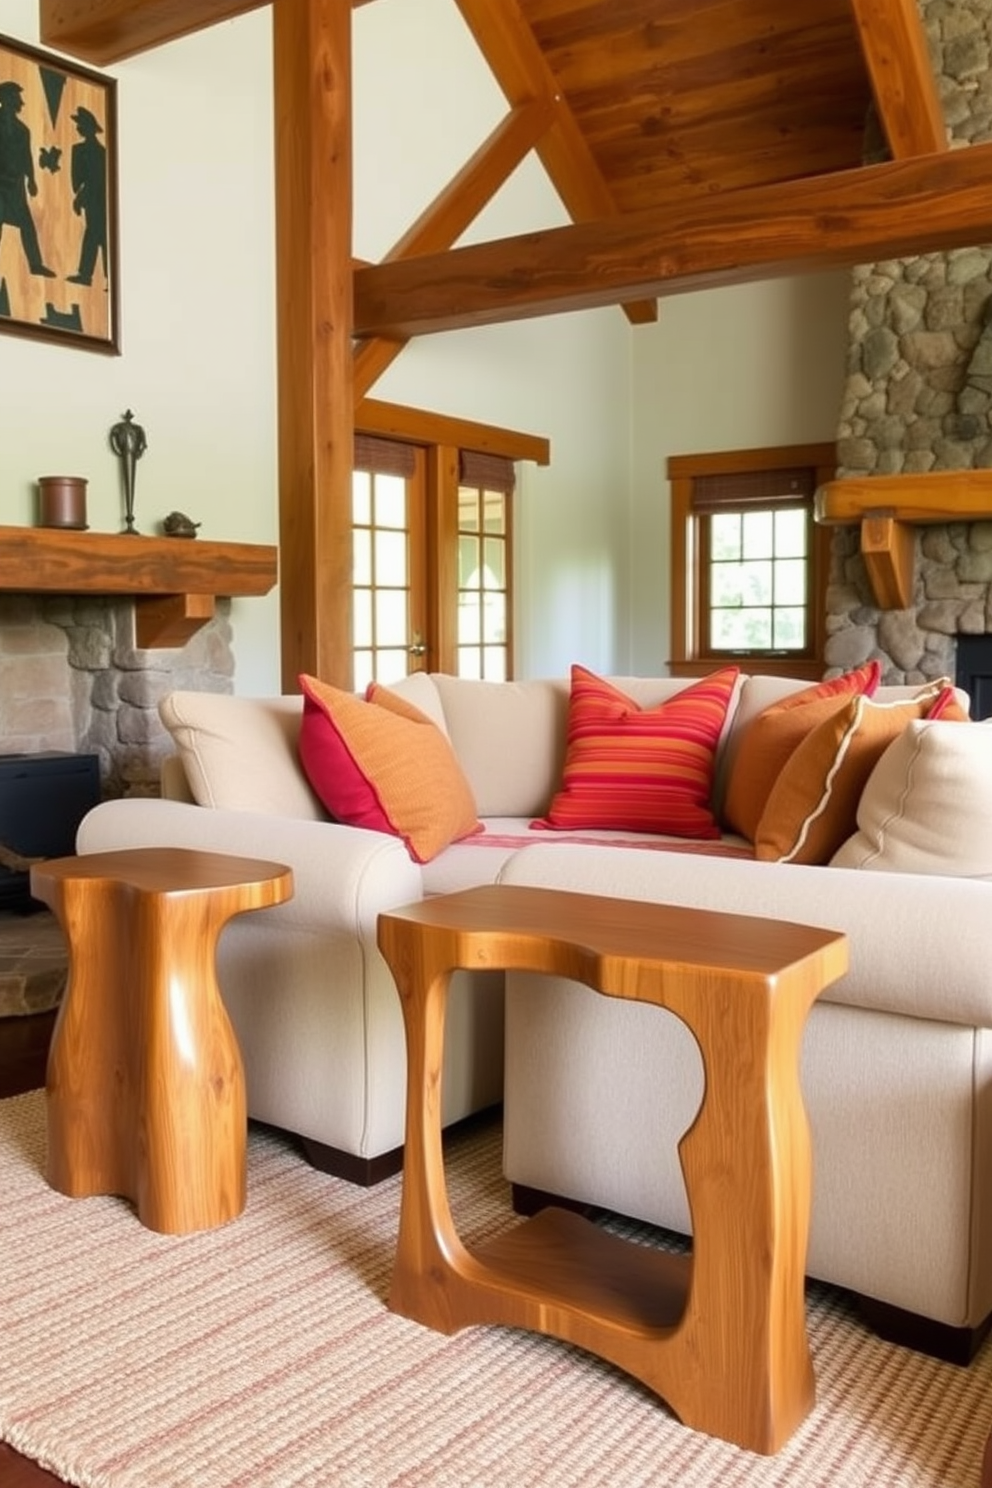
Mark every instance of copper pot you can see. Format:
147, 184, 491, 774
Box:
38, 476, 88, 530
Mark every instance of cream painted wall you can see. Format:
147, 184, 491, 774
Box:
0, 0, 849, 692
628, 272, 853, 674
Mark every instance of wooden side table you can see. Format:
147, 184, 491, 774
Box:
378, 884, 848, 1456
31, 847, 293, 1235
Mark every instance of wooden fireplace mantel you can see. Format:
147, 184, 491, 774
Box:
0, 526, 278, 648
816, 472, 992, 609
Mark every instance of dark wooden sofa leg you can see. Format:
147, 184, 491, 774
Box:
299, 1104, 505, 1187
855, 1294, 992, 1367
298, 1136, 404, 1186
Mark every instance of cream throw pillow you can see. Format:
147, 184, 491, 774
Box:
831, 719, 992, 877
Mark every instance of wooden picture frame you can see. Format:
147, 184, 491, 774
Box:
0, 32, 119, 354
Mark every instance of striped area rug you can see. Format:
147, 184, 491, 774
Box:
0, 1089, 989, 1488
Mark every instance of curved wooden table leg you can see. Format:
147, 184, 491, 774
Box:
32, 848, 293, 1235
379, 885, 848, 1456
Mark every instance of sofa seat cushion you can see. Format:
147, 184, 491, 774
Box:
534, 665, 740, 838
421, 819, 754, 895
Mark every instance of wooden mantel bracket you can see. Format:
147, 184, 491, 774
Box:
0, 527, 277, 649
134, 593, 217, 649
859, 514, 916, 610
817, 471, 992, 609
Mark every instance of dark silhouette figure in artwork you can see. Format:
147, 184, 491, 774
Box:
67, 106, 107, 287
0, 79, 55, 277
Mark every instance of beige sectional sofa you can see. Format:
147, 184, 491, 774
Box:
75, 669, 992, 1360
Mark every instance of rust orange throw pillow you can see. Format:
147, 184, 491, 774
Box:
721, 661, 881, 841
754, 684, 950, 866
297, 674, 482, 863
533, 665, 739, 839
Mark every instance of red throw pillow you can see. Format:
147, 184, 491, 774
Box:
533, 665, 739, 839
297, 674, 482, 863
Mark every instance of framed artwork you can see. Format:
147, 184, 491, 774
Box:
0, 32, 119, 353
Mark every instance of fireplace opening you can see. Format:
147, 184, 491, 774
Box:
955, 638, 992, 723
0, 752, 101, 914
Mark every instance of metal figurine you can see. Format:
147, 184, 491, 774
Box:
162, 510, 200, 539
109, 409, 147, 534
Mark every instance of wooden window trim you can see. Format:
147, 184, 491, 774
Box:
668, 443, 835, 681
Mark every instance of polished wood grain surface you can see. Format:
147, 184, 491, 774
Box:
379, 885, 848, 1457
31, 849, 293, 1236
0, 1444, 63, 1487
0, 526, 277, 596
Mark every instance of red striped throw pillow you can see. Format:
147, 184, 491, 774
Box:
533, 665, 739, 839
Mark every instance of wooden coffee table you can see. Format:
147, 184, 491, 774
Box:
31, 847, 293, 1235
378, 884, 848, 1456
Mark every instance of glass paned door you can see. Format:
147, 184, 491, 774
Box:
352, 457, 426, 692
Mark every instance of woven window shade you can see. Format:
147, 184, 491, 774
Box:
459, 450, 516, 494
353, 434, 417, 478
691, 467, 815, 513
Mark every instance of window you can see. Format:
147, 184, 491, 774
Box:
668, 444, 835, 680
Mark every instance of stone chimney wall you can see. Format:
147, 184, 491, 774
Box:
0, 595, 233, 798
828, 0, 992, 684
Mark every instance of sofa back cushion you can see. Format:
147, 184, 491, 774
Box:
432, 675, 571, 816
160, 691, 324, 819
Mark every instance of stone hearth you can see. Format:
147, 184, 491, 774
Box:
0, 911, 67, 1019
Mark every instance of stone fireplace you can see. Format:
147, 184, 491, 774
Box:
827, 0, 992, 688
0, 595, 235, 799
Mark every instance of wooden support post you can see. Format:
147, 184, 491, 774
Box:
273, 0, 355, 691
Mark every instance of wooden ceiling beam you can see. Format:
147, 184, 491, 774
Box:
39, 0, 376, 63
452, 0, 657, 325
39, 0, 269, 64
847, 0, 947, 157
355, 96, 556, 399
354, 141, 992, 337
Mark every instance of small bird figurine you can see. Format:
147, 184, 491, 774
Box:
162, 510, 201, 538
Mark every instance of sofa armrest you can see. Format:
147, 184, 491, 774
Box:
76, 798, 424, 933
496, 842, 992, 1029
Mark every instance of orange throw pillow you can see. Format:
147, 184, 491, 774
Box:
297, 674, 482, 863
722, 661, 881, 842
754, 684, 948, 865
533, 665, 739, 839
